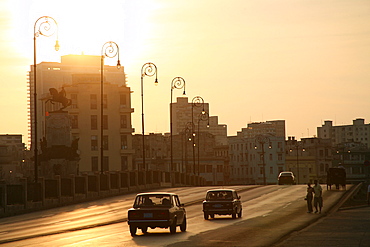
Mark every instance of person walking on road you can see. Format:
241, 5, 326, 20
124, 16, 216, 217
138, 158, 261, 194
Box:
313, 180, 323, 214
306, 183, 314, 213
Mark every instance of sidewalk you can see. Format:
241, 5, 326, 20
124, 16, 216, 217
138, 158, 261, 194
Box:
276, 205, 370, 247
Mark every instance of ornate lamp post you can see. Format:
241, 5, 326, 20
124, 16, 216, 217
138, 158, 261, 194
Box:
255, 135, 271, 185
197, 111, 209, 176
33, 16, 59, 182
191, 96, 204, 176
100, 41, 121, 174
289, 141, 305, 184
170, 77, 185, 181
141, 63, 158, 171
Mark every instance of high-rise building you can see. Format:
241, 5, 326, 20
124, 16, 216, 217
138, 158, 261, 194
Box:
317, 118, 370, 148
171, 97, 227, 145
28, 54, 134, 173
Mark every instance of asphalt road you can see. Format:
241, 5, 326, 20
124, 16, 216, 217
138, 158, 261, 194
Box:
0, 184, 351, 246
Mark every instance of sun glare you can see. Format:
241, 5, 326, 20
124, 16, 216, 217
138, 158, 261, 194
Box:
9, 0, 161, 67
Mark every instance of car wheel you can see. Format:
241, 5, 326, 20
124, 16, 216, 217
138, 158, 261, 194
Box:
232, 211, 237, 219
204, 212, 209, 220
238, 209, 242, 218
180, 216, 187, 232
130, 225, 137, 237
170, 219, 177, 234
141, 226, 148, 234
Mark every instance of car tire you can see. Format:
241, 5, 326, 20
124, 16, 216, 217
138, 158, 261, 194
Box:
130, 225, 137, 237
141, 226, 148, 234
204, 212, 209, 220
238, 209, 242, 218
170, 219, 177, 234
232, 211, 236, 219
180, 216, 187, 232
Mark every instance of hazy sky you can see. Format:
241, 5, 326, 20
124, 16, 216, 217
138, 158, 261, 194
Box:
1, 0, 370, 147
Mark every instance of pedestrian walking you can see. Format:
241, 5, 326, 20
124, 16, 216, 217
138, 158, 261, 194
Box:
367, 184, 370, 205
306, 183, 313, 213
313, 180, 323, 213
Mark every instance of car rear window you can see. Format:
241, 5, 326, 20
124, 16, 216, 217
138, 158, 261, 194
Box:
206, 191, 233, 200
134, 194, 172, 207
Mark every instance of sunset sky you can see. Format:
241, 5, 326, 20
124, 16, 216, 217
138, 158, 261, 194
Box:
1, 0, 370, 147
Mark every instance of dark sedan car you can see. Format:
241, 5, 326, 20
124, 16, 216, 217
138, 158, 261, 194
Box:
202, 189, 242, 219
127, 192, 186, 236
278, 171, 296, 185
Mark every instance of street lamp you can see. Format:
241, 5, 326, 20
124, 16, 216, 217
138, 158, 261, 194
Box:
100, 41, 120, 174
33, 16, 59, 183
170, 77, 186, 182
197, 111, 209, 176
254, 135, 271, 185
289, 142, 305, 184
141, 63, 158, 171
192, 96, 205, 176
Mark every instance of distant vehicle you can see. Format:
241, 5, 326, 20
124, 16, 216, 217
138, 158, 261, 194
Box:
278, 171, 296, 185
202, 189, 242, 219
327, 167, 346, 190
127, 192, 186, 236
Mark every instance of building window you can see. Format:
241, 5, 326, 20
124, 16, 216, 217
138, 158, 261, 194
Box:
120, 94, 127, 107
278, 154, 283, 161
217, 165, 223, 172
120, 115, 128, 128
91, 115, 97, 130
121, 156, 128, 171
71, 115, 78, 129
91, 156, 98, 171
270, 167, 273, 174
90, 94, 97, 109
91, 135, 98, 151
71, 94, 78, 108
269, 153, 273, 160
121, 135, 128, 149
103, 135, 108, 150
260, 167, 263, 175
206, 165, 212, 173
103, 115, 108, 129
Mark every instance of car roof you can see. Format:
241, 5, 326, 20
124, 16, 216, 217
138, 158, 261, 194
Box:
206, 189, 236, 192
136, 192, 177, 196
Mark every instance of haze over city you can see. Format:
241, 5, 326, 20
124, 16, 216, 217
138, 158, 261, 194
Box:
1, 0, 370, 146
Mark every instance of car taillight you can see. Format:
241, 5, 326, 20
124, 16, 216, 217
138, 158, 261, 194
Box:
157, 211, 169, 218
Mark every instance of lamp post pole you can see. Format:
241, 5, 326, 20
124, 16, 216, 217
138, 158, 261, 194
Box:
255, 135, 271, 185
197, 111, 209, 176
170, 77, 185, 184
290, 141, 305, 184
100, 41, 121, 174
185, 122, 194, 174
141, 63, 158, 172
33, 16, 59, 183
191, 96, 204, 176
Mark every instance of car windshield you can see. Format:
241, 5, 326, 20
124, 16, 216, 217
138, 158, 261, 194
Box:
206, 191, 233, 201
134, 194, 172, 208
280, 172, 293, 177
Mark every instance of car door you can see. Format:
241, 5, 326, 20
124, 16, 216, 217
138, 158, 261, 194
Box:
173, 195, 185, 224
233, 191, 241, 213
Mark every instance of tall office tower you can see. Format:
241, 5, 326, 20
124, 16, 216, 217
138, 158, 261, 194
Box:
171, 97, 227, 145
28, 54, 134, 173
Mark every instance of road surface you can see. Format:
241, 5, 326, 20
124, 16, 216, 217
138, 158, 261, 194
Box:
0, 184, 350, 246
